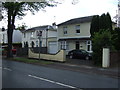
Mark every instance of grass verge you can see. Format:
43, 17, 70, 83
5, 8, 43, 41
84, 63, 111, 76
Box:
11, 57, 54, 65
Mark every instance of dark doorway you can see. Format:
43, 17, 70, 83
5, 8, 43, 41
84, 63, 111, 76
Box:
76, 41, 79, 49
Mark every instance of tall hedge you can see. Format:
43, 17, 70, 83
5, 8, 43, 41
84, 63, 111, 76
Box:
90, 13, 112, 38
112, 28, 120, 51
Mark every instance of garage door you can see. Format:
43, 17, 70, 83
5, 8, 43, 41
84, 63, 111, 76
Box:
48, 42, 58, 54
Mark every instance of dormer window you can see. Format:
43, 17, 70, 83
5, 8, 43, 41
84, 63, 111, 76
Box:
63, 26, 67, 35
75, 25, 80, 34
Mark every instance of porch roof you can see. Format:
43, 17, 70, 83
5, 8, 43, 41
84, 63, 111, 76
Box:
58, 37, 91, 41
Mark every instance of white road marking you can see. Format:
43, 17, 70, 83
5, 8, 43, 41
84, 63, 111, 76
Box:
0, 66, 12, 71
3, 67, 12, 71
28, 74, 81, 89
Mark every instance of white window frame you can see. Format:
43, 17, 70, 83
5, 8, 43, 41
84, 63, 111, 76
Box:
23, 33, 26, 38
87, 41, 92, 52
36, 40, 38, 47
31, 31, 34, 38
60, 41, 69, 50
75, 25, 80, 34
63, 26, 68, 35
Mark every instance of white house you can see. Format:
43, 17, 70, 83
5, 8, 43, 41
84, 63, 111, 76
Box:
0, 29, 22, 44
57, 16, 93, 55
22, 24, 58, 54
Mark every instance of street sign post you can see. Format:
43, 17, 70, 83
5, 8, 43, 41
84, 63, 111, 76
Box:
37, 31, 42, 60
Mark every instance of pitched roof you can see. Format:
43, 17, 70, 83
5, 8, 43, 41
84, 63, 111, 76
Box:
24, 25, 54, 32
57, 15, 95, 26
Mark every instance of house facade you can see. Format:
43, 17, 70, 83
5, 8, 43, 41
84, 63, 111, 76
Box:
0, 29, 22, 44
22, 25, 58, 54
57, 16, 93, 54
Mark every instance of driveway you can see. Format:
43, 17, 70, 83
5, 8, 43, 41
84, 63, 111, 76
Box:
66, 57, 94, 66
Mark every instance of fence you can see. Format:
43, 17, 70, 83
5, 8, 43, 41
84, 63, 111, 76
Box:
32, 47, 47, 54
110, 51, 120, 67
16, 47, 47, 57
16, 48, 28, 57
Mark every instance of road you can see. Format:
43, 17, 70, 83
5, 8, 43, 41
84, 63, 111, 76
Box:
1, 59, 119, 89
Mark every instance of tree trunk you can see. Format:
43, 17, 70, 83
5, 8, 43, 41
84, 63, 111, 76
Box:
7, 9, 14, 58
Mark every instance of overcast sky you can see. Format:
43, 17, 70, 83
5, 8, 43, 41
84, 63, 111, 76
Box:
0, 0, 118, 29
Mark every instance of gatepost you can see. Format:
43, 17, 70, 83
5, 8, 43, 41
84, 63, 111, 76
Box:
102, 48, 110, 68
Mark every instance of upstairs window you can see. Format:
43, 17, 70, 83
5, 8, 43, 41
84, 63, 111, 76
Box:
23, 33, 26, 38
75, 25, 80, 34
63, 26, 67, 35
31, 31, 34, 38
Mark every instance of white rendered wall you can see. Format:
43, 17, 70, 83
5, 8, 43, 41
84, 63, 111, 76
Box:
102, 48, 110, 68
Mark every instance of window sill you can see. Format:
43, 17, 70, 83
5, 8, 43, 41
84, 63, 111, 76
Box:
75, 33, 80, 35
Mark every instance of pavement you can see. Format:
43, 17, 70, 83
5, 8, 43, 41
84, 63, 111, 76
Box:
40, 59, 119, 79
2, 56, 120, 79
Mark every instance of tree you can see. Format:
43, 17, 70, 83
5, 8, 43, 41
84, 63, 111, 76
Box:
2, 1, 55, 58
90, 13, 113, 38
106, 12, 112, 31
90, 15, 99, 37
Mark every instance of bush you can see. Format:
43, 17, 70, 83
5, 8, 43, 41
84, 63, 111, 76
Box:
92, 30, 113, 66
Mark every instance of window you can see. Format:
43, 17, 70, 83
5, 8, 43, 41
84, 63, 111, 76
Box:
23, 33, 26, 38
63, 27, 67, 35
60, 41, 68, 50
24, 42, 26, 47
31, 31, 34, 38
75, 25, 80, 34
36, 40, 38, 47
87, 41, 92, 52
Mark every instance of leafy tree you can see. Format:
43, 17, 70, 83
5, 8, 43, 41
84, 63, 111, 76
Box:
2, 1, 55, 58
16, 23, 27, 32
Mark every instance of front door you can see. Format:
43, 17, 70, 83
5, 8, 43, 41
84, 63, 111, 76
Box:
75, 41, 79, 50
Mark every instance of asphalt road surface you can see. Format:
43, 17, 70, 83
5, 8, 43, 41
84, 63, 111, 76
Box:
1, 59, 119, 89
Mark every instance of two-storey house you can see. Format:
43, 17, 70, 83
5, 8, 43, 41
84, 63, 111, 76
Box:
57, 16, 94, 54
0, 29, 22, 44
22, 24, 58, 54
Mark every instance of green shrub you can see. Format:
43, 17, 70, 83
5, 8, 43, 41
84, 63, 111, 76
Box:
92, 30, 113, 66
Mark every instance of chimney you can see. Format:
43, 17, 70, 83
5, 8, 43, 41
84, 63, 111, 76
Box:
52, 22, 57, 29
